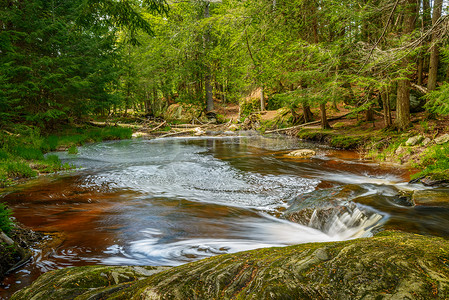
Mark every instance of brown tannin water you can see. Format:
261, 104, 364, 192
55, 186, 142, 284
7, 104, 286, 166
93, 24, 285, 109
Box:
1, 135, 446, 299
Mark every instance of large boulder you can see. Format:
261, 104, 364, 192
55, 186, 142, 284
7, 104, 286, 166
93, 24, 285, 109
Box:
163, 104, 204, 124
12, 232, 449, 299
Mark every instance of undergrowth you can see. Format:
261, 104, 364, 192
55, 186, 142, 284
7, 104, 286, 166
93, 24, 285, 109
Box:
0, 125, 132, 188
0, 203, 13, 234
412, 144, 449, 180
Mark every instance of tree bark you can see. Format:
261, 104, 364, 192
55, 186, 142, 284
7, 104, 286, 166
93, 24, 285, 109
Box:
382, 91, 392, 127
302, 104, 313, 123
204, 1, 214, 112
365, 107, 374, 122
320, 103, 331, 129
205, 74, 214, 112
427, 0, 443, 91
260, 87, 265, 111
395, 0, 416, 130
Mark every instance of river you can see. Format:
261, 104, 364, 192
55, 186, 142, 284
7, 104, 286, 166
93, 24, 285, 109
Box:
1, 134, 447, 299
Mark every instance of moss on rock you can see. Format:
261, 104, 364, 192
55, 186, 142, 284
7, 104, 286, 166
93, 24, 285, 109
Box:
12, 231, 449, 299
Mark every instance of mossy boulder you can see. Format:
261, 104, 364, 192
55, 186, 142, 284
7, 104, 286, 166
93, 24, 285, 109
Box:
13, 231, 449, 299
260, 107, 295, 130
11, 265, 170, 300
163, 104, 204, 124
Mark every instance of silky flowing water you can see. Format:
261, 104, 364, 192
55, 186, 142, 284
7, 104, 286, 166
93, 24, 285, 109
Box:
1, 134, 447, 299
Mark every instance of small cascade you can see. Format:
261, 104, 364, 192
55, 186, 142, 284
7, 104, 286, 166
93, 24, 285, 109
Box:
317, 204, 385, 239
287, 201, 385, 240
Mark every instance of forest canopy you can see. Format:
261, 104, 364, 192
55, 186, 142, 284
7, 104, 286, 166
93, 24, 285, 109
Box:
1, 0, 449, 131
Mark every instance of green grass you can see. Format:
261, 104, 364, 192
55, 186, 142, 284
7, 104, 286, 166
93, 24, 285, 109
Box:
329, 135, 364, 149
13, 146, 44, 160
45, 126, 133, 149
0, 125, 132, 188
2, 161, 37, 178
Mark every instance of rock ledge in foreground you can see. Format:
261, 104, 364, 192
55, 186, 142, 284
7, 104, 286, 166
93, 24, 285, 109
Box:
12, 231, 449, 299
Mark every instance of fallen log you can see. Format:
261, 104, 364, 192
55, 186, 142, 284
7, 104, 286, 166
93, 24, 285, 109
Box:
411, 83, 429, 94
157, 129, 196, 138
147, 121, 167, 132
265, 113, 351, 134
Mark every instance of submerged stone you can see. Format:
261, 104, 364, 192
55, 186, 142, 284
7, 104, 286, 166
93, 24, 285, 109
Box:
12, 232, 449, 299
288, 149, 316, 158
412, 189, 449, 206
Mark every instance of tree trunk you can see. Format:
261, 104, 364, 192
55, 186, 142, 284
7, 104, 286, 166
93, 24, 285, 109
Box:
417, 57, 424, 85
205, 74, 214, 112
396, 78, 411, 130
382, 91, 392, 127
302, 104, 313, 123
395, 0, 416, 130
260, 86, 265, 111
427, 0, 443, 91
365, 107, 374, 122
320, 103, 331, 129
204, 1, 213, 112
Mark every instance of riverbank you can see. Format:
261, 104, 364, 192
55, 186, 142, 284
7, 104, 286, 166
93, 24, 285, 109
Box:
0, 124, 133, 280
0, 125, 133, 188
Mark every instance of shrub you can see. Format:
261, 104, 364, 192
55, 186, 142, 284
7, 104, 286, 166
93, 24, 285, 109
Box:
45, 135, 59, 151
13, 147, 44, 160
67, 145, 78, 155
4, 161, 37, 178
0, 149, 8, 161
413, 145, 449, 180
0, 203, 13, 234
100, 127, 133, 140
239, 98, 260, 120
45, 154, 61, 165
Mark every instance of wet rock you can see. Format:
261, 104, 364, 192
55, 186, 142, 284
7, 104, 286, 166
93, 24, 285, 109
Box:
435, 134, 449, 145
411, 175, 449, 187
405, 135, 423, 146
412, 189, 449, 207
288, 149, 316, 158
11, 265, 170, 300
394, 191, 414, 207
12, 232, 449, 300
284, 186, 382, 237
